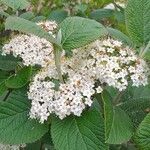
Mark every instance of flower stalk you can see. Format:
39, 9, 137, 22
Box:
54, 46, 64, 83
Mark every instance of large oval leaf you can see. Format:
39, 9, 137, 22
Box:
51, 108, 108, 150
125, 0, 150, 45
5, 16, 58, 45
134, 113, 150, 150
60, 17, 107, 50
102, 91, 133, 144
0, 88, 49, 144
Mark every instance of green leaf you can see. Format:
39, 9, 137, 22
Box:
0, 54, 18, 71
125, 0, 150, 45
48, 10, 68, 24
107, 27, 133, 46
60, 17, 107, 50
0, 71, 9, 95
106, 107, 133, 144
101, 91, 114, 141
0, 82, 7, 96
119, 85, 150, 128
20, 12, 35, 20
134, 113, 150, 150
31, 16, 46, 22
90, 9, 114, 21
0, 0, 30, 10
0, 70, 9, 83
51, 109, 108, 150
102, 91, 133, 144
0, 88, 49, 144
5, 66, 32, 89
5, 16, 58, 45
25, 141, 41, 150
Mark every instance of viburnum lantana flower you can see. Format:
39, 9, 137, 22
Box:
2, 21, 57, 67
28, 38, 149, 123
2, 22, 149, 123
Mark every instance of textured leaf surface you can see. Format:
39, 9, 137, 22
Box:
5, 16, 57, 45
102, 91, 133, 144
60, 17, 107, 50
51, 109, 108, 150
101, 90, 113, 141
0, 88, 49, 144
0, 54, 18, 71
134, 113, 150, 150
119, 85, 150, 128
5, 66, 32, 89
106, 107, 133, 144
125, 0, 150, 44
107, 27, 133, 46
0, 71, 9, 95
0, 0, 30, 10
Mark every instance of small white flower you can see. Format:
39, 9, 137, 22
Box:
96, 86, 103, 93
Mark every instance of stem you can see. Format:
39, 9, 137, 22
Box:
54, 47, 64, 83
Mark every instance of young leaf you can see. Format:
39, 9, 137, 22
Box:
5, 16, 58, 45
0, 88, 49, 144
134, 113, 150, 150
0, 54, 19, 71
51, 109, 108, 150
0, 0, 30, 10
125, 0, 150, 45
102, 91, 133, 144
5, 66, 32, 89
60, 16, 107, 50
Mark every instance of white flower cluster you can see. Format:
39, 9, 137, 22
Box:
28, 38, 149, 123
88, 39, 149, 90
2, 21, 57, 67
28, 53, 100, 122
37, 21, 57, 35
2, 23, 149, 123
0, 144, 26, 150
